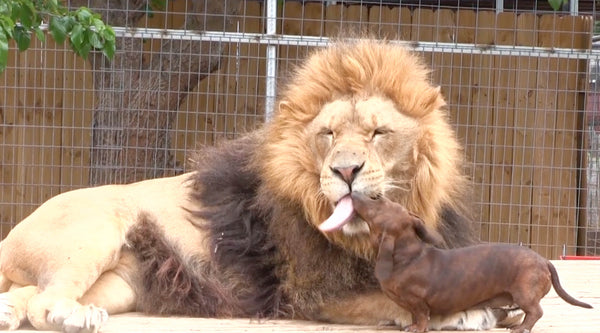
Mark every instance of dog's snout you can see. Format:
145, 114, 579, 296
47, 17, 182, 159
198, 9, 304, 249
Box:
331, 163, 364, 185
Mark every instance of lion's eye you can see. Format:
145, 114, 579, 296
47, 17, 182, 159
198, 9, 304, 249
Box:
372, 127, 391, 139
319, 128, 334, 137
316, 128, 334, 152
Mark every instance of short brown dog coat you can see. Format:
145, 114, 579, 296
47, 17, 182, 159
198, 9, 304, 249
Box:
351, 193, 592, 333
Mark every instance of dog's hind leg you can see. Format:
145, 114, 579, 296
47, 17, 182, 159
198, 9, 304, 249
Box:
509, 302, 542, 333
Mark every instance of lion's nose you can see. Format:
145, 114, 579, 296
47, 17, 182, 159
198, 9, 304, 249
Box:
331, 163, 364, 185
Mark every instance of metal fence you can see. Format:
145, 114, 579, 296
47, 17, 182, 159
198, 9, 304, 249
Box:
1, 0, 599, 259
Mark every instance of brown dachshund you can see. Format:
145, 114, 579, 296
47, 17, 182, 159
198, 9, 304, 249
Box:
351, 193, 593, 333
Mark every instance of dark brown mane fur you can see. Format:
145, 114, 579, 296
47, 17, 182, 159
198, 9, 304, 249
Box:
126, 213, 238, 316
189, 133, 287, 317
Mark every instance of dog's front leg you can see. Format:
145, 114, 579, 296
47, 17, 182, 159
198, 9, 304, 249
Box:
374, 234, 396, 282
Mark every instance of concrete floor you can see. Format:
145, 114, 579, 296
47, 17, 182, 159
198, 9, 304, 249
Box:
14, 260, 600, 333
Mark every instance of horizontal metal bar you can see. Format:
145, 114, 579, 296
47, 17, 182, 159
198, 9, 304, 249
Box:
108, 27, 600, 60
34, 22, 600, 61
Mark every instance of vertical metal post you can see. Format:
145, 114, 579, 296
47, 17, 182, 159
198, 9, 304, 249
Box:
265, 0, 278, 121
496, 0, 504, 13
570, 0, 578, 16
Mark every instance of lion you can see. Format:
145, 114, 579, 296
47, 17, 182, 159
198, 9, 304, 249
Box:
0, 39, 520, 332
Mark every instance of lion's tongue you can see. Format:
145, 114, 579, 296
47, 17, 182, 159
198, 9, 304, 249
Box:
318, 195, 355, 232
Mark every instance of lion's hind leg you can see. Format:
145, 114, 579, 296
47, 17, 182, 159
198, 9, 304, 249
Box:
78, 251, 139, 315
26, 253, 139, 333
23, 251, 129, 332
22, 234, 126, 331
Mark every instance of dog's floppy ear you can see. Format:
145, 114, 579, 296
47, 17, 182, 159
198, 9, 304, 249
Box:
412, 216, 444, 247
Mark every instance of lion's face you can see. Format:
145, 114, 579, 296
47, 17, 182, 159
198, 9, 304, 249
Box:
307, 95, 420, 235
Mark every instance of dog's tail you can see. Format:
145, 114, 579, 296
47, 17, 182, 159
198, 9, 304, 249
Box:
548, 262, 592, 308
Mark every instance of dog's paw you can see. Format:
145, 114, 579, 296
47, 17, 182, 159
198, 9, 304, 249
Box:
0, 294, 21, 330
510, 328, 530, 333
403, 323, 427, 332
48, 302, 108, 333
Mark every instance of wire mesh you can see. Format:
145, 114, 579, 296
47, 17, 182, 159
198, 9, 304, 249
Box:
0, 0, 599, 259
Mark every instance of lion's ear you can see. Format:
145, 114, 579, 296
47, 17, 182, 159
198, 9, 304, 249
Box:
426, 86, 446, 112
278, 100, 306, 121
279, 101, 291, 113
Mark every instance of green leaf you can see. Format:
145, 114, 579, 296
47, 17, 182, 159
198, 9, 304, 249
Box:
102, 39, 115, 60
20, 0, 36, 17
49, 16, 68, 44
0, 16, 14, 39
17, 1, 34, 29
10, 3, 21, 22
84, 28, 100, 49
75, 42, 91, 60
76, 8, 93, 23
88, 31, 103, 49
92, 17, 104, 31
0, 30, 8, 72
101, 27, 116, 43
30, 10, 42, 27
547, 0, 565, 11
13, 26, 30, 51
48, 0, 60, 11
0, 2, 9, 16
69, 23, 84, 48
0, 1, 115, 70
33, 27, 45, 42
150, 0, 167, 10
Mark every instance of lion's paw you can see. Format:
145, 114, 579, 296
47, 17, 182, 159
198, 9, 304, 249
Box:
48, 303, 108, 333
62, 305, 108, 333
495, 307, 525, 328
376, 319, 398, 327
0, 294, 21, 330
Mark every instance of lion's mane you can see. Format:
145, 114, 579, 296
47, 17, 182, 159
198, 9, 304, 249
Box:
260, 40, 475, 253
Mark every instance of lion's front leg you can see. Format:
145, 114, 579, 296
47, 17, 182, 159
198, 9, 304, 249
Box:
315, 291, 410, 326
316, 290, 506, 330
